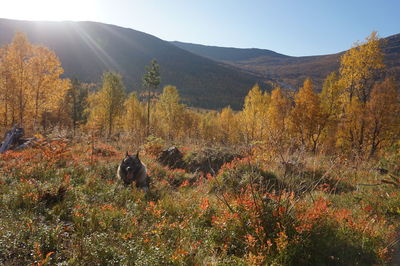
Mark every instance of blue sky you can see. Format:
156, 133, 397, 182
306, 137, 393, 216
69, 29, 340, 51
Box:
1, 0, 399, 56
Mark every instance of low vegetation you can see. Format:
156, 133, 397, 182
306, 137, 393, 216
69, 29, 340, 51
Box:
0, 140, 399, 265
0, 31, 399, 264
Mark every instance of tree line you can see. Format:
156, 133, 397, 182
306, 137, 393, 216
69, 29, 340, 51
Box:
0, 32, 398, 158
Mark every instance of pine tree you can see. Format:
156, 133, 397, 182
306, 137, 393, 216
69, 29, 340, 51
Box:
142, 60, 160, 136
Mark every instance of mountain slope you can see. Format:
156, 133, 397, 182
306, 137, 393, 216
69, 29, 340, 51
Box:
173, 34, 400, 89
0, 18, 268, 109
171, 41, 289, 62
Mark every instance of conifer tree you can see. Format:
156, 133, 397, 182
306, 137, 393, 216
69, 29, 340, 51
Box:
64, 79, 90, 135
142, 60, 160, 136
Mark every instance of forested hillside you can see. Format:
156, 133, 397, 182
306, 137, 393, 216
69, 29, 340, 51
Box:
0, 18, 268, 109
173, 33, 400, 89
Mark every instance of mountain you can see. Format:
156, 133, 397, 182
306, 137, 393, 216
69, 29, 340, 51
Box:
0, 18, 269, 110
172, 34, 400, 89
171, 41, 290, 63
1, 18, 398, 109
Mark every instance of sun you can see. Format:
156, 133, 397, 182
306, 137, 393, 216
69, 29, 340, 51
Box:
0, 0, 98, 21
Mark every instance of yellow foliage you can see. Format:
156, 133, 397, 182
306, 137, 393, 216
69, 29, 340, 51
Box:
337, 32, 389, 155
0, 32, 70, 131
154, 86, 185, 140
290, 78, 325, 152
216, 106, 240, 144
86, 72, 126, 137
124, 93, 147, 139
339, 31, 385, 104
241, 84, 270, 143
366, 78, 400, 156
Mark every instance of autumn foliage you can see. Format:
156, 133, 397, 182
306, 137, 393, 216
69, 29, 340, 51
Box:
0, 31, 399, 265
0, 33, 70, 131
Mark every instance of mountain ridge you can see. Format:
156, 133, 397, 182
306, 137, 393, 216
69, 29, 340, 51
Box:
172, 33, 400, 89
1, 18, 399, 109
0, 18, 269, 109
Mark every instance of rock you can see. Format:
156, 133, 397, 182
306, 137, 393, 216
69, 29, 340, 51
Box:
184, 147, 242, 175
157, 146, 185, 169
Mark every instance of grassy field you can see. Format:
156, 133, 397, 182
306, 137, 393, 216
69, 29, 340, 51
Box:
0, 137, 399, 265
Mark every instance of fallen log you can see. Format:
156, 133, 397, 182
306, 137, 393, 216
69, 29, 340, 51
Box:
0, 126, 25, 153
14, 137, 38, 151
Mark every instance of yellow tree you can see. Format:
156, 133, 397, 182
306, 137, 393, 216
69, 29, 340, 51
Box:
319, 72, 343, 152
216, 106, 239, 144
340, 31, 385, 103
86, 72, 126, 137
241, 84, 270, 143
124, 93, 147, 139
320, 72, 342, 119
0, 32, 70, 130
179, 108, 200, 141
290, 78, 325, 153
3, 32, 33, 127
266, 87, 292, 156
0, 45, 12, 127
28, 46, 70, 130
198, 111, 219, 143
154, 86, 185, 140
338, 32, 386, 154
366, 78, 400, 157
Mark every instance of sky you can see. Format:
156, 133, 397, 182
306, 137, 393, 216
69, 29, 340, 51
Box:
0, 0, 399, 56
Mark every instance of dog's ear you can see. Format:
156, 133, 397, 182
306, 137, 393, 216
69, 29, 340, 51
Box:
125, 151, 129, 157
136, 151, 139, 159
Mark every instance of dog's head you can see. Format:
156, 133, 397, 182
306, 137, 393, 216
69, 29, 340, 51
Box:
120, 151, 142, 182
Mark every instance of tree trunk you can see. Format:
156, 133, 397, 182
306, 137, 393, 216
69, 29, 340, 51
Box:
147, 89, 151, 137
108, 112, 112, 138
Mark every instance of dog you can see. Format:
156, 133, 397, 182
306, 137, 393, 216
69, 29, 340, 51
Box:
117, 151, 149, 191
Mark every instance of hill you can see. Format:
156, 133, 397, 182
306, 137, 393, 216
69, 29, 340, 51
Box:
0, 18, 269, 109
173, 34, 400, 89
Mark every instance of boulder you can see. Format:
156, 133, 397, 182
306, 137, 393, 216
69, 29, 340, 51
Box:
157, 146, 185, 169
